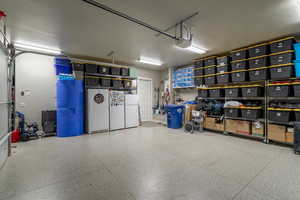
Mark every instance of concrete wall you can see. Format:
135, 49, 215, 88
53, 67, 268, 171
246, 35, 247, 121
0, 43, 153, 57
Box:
15, 54, 162, 125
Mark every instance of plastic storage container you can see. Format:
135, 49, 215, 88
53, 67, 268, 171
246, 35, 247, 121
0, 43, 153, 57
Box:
248, 56, 268, 69
165, 104, 185, 129
241, 86, 263, 97
111, 67, 121, 75
295, 110, 300, 121
248, 43, 269, 58
85, 64, 98, 73
294, 60, 300, 77
294, 43, 300, 60
217, 74, 230, 84
270, 65, 294, 79
99, 78, 111, 87
241, 108, 262, 120
225, 107, 240, 118
204, 76, 216, 85
231, 48, 247, 61
231, 60, 248, 71
217, 56, 230, 66
194, 77, 203, 86
198, 89, 208, 98
194, 68, 203, 76
232, 71, 247, 82
249, 69, 268, 81
216, 65, 230, 73
225, 87, 240, 97
72, 63, 85, 71
270, 51, 294, 65
293, 83, 300, 96
269, 109, 291, 122
209, 88, 224, 98
204, 66, 216, 75
270, 37, 295, 53
194, 60, 203, 68
121, 68, 130, 76
124, 80, 132, 88
112, 79, 123, 88
204, 57, 216, 66
268, 84, 290, 97
98, 65, 110, 74
85, 77, 99, 87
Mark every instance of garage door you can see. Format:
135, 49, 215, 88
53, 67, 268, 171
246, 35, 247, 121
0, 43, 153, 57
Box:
0, 45, 9, 169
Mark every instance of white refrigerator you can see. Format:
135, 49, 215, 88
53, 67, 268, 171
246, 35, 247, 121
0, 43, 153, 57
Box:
109, 91, 125, 131
125, 94, 139, 128
87, 89, 109, 133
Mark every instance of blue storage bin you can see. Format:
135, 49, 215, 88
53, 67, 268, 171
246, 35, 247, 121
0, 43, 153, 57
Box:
294, 60, 300, 77
165, 104, 184, 129
294, 43, 300, 60
55, 64, 72, 75
55, 58, 71, 65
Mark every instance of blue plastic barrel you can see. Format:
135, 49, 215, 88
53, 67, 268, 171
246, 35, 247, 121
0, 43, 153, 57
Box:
165, 104, 185, 129
294, 60, 300, 77
56, 80, 84, 137
55, 57, 72, 75
294, 43, 300, 60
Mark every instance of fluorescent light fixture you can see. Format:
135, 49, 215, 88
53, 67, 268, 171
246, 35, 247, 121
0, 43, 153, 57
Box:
138, 56, 162, 66
14, 41, 62, 55
186, 45, 207, 54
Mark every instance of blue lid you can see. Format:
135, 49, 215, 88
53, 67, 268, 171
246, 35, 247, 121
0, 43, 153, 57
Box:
165, 104, 185, 108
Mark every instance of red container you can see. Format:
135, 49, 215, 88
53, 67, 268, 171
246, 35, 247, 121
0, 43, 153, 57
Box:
11, 129, 20, 143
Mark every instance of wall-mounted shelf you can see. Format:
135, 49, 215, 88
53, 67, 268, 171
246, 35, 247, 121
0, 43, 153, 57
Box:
86, 72, 137, 80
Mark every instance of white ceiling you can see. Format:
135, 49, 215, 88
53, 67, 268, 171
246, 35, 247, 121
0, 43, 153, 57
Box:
2, 0, 300, 70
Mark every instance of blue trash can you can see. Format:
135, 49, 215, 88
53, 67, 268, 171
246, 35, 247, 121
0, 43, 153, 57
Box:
165, 104, 185, 129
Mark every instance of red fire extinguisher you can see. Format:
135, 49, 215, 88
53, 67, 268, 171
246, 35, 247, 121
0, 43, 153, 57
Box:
0, 11, 6, 21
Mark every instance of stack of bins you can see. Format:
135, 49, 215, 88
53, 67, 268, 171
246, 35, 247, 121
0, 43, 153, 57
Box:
248, 43, 269, 81
230, 48, 248, 82
55, 58, 72, 75
193, 60, 204, 87
203, 56, 217, 85
269, 37, 296, 79
56, 80, 84, 137
293, 42, 300, 78
216, 56, 231, 84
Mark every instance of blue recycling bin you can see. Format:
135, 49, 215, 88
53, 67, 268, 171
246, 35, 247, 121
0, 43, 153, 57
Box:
165, 104, 185, 129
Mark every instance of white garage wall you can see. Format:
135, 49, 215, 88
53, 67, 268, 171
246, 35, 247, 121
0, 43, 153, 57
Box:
15, 54, 161, 126
15, 53, 56, 127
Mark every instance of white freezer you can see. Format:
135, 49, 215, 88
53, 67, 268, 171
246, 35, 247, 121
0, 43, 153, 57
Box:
87, 89, 109, 133
125, 94, 139, 128
109, 91, 125, 131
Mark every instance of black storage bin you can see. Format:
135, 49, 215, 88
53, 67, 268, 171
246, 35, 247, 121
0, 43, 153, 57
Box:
241, 109, 262, 120
248, 44, 268, 58
99, 78, 111, 87
194, 60, 204, 68
217, 74, 230, 84
225, 108, 240, 118
270, 37, 295, 53
232, 71, 247, 82
225, 88, 240, 97
268, 85, 290, 97
98, 65, 110, 74
216, 65, 230, 73
198, 89, 209, 98
295, 111, 300, 121
72, 63, 85, 71
249, 69, 268, 81
110, 67, 121, 75
42, 110, 56, 133
269, 110, 291, 122
86, 77, 99, 87
231, 49, 247, 61
270, 52, 294, 65
124, 80, 132, 88
293, 84, 300, 97
194, 77, 203, 86
204, 66, 216, 75
112, 79, 123, 88
270, 66, 294, 79
209, 89, 224, 98
248, 56, 268, 69
217, 56, 230, 66
231, 60, 248, 71
204, 76, 216, 85
241, 87, 263, 97
204, 57, 216, 66
194, 68, 203, 76
85, 64, 98, 73
121, 68, 130, 76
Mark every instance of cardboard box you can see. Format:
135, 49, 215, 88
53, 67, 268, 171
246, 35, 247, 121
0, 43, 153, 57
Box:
204, 117, 224, 131
185, 104, 197, 123
268, 124, 286, 142
252, 122, 264, 137
225, 119, 251, 135
286, 128, 294, 144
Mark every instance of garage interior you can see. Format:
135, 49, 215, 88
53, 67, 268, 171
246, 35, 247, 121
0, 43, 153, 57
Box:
1, 0, 300, 200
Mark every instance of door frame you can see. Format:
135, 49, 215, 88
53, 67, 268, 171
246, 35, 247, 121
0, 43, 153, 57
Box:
137, 77, 153, 121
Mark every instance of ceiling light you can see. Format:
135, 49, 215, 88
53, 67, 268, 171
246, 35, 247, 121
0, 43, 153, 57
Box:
138, 56, 162, 66
185, 45, 207, 54
14, 41, 62, 55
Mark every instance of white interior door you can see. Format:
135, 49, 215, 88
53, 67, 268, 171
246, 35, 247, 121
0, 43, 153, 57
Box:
138, 78, 152, 121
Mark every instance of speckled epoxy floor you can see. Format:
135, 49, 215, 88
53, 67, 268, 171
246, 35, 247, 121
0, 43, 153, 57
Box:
0, 123, 299, 200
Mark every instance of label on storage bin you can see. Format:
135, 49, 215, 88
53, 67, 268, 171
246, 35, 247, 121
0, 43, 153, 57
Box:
276, 86, 281, 91
236, 73, 241, 77
247, 110, 251, 114
277, 68, 282, 73
177, 108, 183, 113
278, 42, 283, 48
276, 112, 281, 117
236, 52, 241, 56
230, 110, 233, 113
278, 56, 284, 63
255, 49, 261, 53
255, 60, 260, 65
229, 91, 233, 94
255, 71, 259, 75
247, 89, 251, 93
